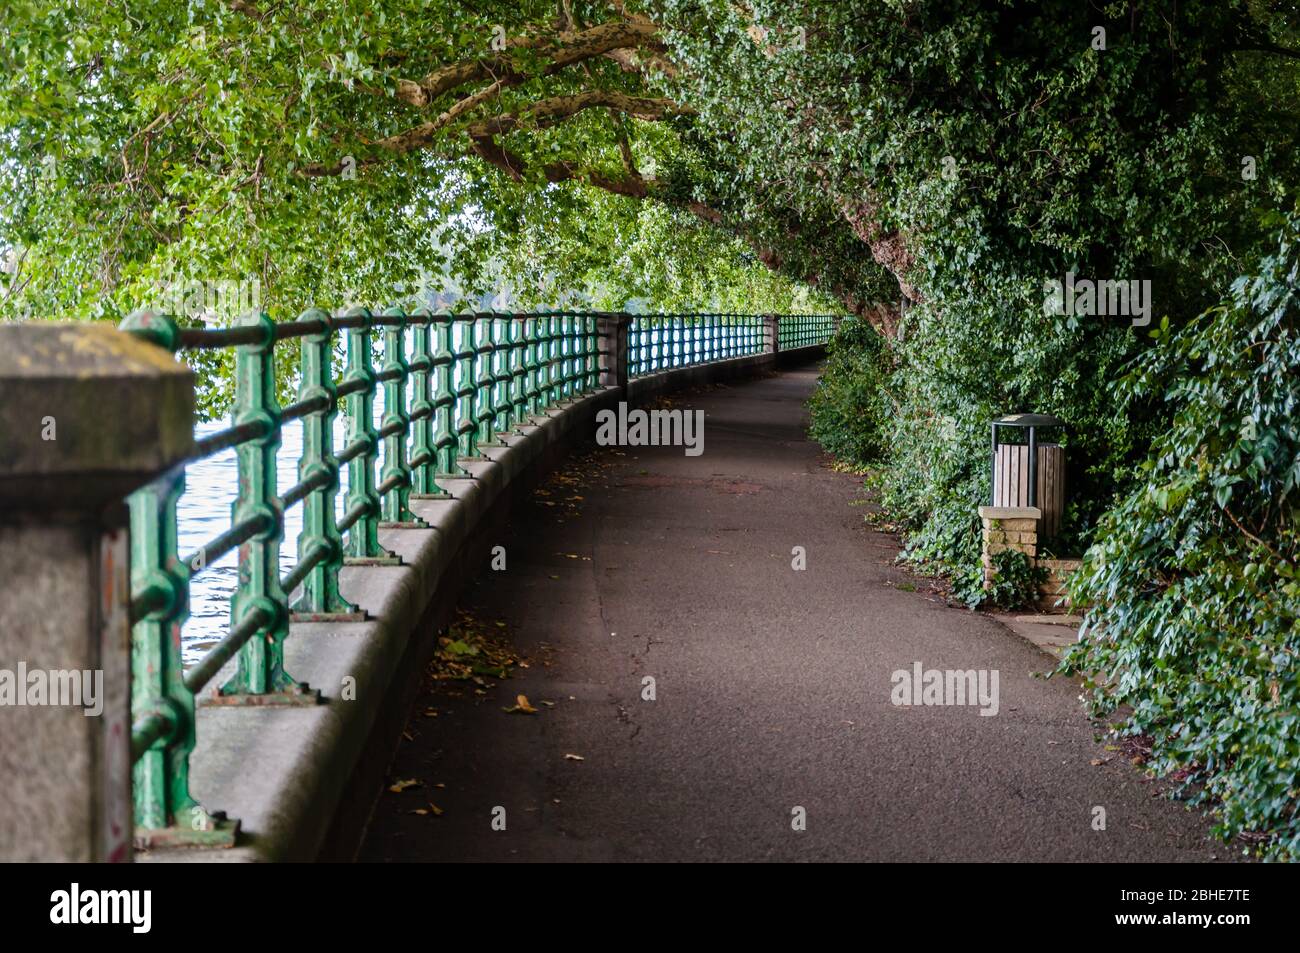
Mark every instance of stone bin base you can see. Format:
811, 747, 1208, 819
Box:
978, 505, 1080, 612
1035, 557, 1083, 612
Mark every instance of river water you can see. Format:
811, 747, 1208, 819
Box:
180, 401, 386, 665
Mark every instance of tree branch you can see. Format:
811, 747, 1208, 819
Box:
394, 18, 662, 108
466, 91, 686, 138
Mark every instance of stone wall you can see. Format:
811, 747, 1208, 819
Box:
978, 505, 1081, 612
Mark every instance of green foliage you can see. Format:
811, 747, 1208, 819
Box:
807, 317, 892, 464
1060, 211, 1300, 860
0, 1, 838, 418
0, 2, 831, 316
973, 549, 1048, 612
689, 0, 1296, 576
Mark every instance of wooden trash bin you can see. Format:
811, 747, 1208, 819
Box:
990, 413, 1066, 540
992, 442, 1065, 539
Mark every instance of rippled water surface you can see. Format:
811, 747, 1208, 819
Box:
180, 400, 383, 665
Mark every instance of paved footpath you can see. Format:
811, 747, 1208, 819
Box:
360, 363, 1228, 862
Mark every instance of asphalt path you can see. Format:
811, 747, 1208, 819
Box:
360, 362, 1226, 862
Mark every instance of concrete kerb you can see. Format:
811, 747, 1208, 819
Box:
624, 344, 825, 405
141, 348, 797, 862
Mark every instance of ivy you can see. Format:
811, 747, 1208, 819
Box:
1059, 211, 1300, 861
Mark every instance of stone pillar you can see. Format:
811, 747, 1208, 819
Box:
978, 505, 1040, 589
597, 313, 630, 392
0, 324, 194, 861
764, 314, 780, 355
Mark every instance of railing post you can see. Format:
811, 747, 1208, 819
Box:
584, 313, 599, 390
432, 311, 464, 479
542, 311, 561, 409
496, 314, 518, 434
455, 316, 480, 460
597, 313, 629, 392
291, 308, 363, 621
215, 311, 317, 704
127, 465, 240, 845
378, 307, 425, 526
408, 308, 450, 498
341, 307, 400, 564
509, 316, 529, 428
765, 314, 780, 356
473, 312, 500, 447
558, 311, 572, 401
521, 315, 542, 416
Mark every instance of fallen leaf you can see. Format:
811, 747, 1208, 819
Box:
389, 779, 422, 793
503, 694, 539, 715
564, 753, 585, 761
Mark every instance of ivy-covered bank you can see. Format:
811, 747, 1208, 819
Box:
1064, 215, 1300, 862
812, 216, 1300, 858
778, 2, 1300, 857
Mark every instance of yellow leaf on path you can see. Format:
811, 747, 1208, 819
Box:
428, 802, 444, 816
389, 779, 422, 793
503, 694, 539, 714
564, 753, 585, 762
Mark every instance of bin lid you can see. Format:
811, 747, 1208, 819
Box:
993, 413, 1065, 428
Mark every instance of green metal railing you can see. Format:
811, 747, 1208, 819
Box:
121, 306, 602, 847
778, 314, 838, 351
627, 313, 767, 377
119, 307, 840, 848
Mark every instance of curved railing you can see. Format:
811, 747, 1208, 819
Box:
627, 313, 768, 377
120, 308, 841, 847
778, 314, 838, 351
